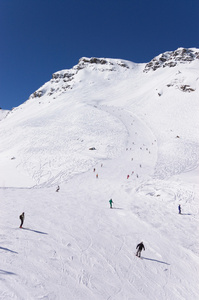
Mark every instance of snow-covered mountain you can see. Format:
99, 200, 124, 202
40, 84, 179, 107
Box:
0, 48, 199, 299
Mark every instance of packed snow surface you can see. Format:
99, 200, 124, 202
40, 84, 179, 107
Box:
0, 49, 199, 299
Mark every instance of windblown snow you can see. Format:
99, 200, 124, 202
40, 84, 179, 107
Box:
0, 48, 199, 300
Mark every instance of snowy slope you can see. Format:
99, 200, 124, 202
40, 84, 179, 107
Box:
0, 48, 199, 299
0, 109, 9, 121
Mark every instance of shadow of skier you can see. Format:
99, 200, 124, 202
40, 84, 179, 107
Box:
181, 213, 192, 215
0, 269, 17, 275
22, 228, 48, 235
0, 247, 18, 254
141, 257, 170, 265
112, 207, 123, 210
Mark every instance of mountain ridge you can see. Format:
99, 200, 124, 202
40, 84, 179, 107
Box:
28, 47, 198, 101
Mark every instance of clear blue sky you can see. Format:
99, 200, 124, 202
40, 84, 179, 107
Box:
1, 0, 198, 110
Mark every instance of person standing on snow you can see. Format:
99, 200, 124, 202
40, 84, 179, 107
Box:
109, 199, 113, 209
178, 204, 181, 214
19, 212, 25, 228
136, 242, 145, 257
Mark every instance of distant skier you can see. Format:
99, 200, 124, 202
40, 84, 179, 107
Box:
178, 204, 181, 214
136, 242, 145, 257
96, 173, 98, 178
19, 212, 25, 228
56, 185, 60, 192
109, 199, 113, 209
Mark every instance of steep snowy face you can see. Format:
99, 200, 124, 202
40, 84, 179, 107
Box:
29, 48, 199, 101
143, 47, 199, 72
29, 57, 136, 100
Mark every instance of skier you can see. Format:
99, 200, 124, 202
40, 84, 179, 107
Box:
56, 185, 60, 192
19, 212, 25, 228
178, 204, 181, 214
136, 242, 145, 257
109, 199, 113, 209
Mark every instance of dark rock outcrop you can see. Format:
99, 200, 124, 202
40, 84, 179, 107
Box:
144, 48, 199, 73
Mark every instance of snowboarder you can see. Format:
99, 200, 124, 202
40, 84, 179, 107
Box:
109, 199, 113, 209
178, 204, 181, 214
56, 185, 60, 192
19, 212, 25, 228
136, 242, 145, 257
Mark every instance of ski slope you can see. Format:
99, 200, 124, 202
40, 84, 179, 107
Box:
0, 49, 199, 299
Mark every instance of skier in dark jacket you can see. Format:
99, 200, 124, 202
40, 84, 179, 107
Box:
19, 212, 25, 228
136, 242, 145, 257
109, 199, 113, 209
178, 204, 181, 214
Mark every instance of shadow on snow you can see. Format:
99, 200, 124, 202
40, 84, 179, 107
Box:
141, 257, 170, 265
0, 269, 16, 275
22, 228, 48, 235
181, 213, 192, 215
112, 207, 123, 210
0, 247, 18, 254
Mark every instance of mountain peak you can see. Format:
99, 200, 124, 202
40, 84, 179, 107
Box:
143, 47, 199, 72
77, 57, 130, 69
30, 57, 135, 99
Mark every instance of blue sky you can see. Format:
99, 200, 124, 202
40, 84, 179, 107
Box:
1, 0, 198, 110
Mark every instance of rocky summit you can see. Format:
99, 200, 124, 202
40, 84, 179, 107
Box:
143, 47, 199, 72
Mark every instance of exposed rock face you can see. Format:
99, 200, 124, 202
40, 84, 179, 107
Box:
166, 83, 195, 93
78, 57, 130, 69
143, 48, 199, 72
79, 57, 109, 65
32, 90, 44, 98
